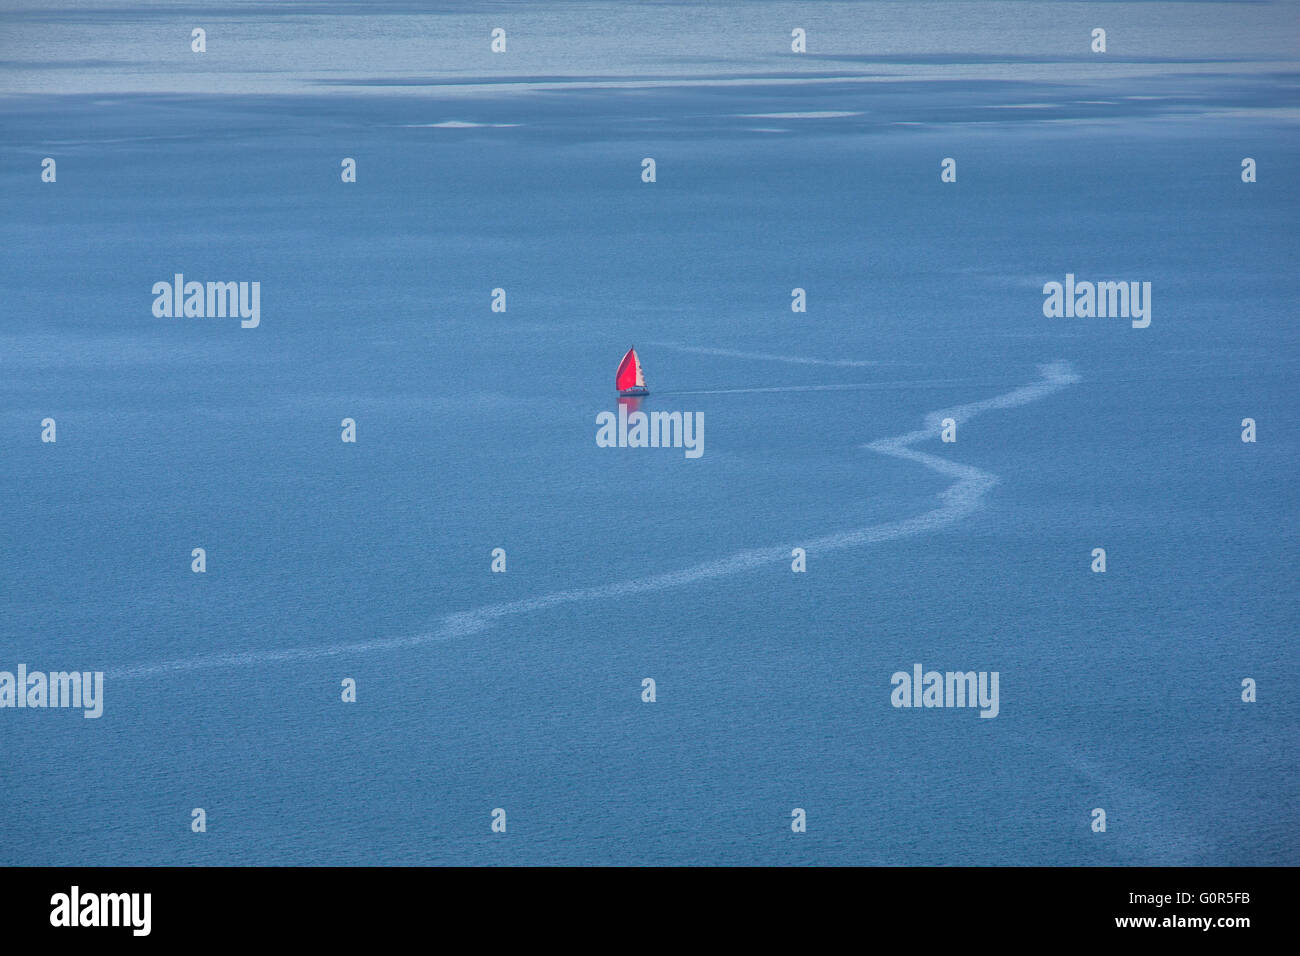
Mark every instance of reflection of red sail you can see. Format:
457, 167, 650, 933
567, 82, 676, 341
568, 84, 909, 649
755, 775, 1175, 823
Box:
616, 347, 646, 394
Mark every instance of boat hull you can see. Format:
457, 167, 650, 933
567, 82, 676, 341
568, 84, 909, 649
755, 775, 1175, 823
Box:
618, 387, 649, 397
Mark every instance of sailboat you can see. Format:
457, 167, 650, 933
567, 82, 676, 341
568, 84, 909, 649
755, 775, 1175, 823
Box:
616, 346, 649, 397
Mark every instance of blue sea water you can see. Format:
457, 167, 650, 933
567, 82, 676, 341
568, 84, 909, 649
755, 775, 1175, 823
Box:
0, 0, 1297, 865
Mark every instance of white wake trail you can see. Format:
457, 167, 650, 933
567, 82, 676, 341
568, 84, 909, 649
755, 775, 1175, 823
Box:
667, 379, 969, 396
650, 341, 885, 368
107, 361, 1079, 680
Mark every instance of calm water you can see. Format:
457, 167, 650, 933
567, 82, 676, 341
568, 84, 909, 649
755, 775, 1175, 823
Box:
0, 1, 1297, 865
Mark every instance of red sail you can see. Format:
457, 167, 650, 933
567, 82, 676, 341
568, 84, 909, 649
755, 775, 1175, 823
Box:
616, 347, 639, 391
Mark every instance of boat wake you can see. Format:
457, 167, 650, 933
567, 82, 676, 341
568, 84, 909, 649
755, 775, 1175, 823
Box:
108, 360, 1080, 680
650, 341, 886, 368
664, 378, 991, 397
